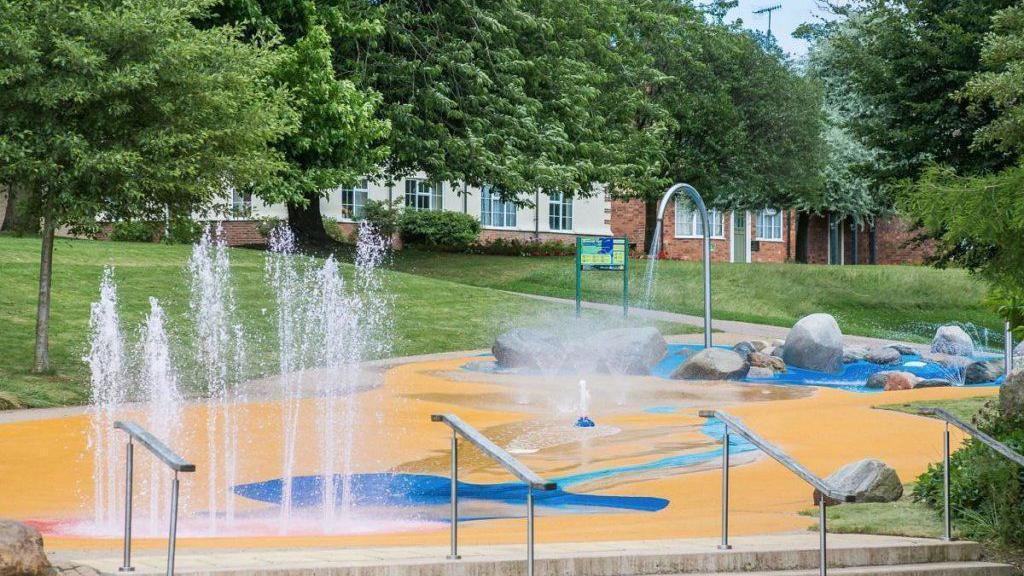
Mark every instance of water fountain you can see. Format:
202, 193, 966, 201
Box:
574, 379, 595, 428
84, 222, 392, 536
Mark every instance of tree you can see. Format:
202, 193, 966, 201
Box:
0, 0, 294, 372
209, 0, 391, 245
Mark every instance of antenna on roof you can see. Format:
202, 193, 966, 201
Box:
753, 4, 782, 38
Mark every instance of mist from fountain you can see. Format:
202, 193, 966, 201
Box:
640, 220, 663, 310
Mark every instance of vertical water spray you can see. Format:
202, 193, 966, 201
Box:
640, 220, 663, 309
188, 225, 243, 531
139, 298, 183, 532
86, 268, 127, 531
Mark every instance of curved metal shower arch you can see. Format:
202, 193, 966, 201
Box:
654, 183, 712, 348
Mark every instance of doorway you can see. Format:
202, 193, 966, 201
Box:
732, 211, 749, 263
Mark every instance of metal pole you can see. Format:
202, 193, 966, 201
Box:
167, 473, 180, 576
120, 439, 135, 572
719, 427, 731, 550
622, 239, 629, 318
943, 423, 952, 541
819, 498, 828, 576
527, 487, 535, 576
701, 222, 712, 349
448, 431, 460, 560
575, 237, 582, 319
1005, 321, 1013, 376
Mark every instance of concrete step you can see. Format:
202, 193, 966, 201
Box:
705, 561, 1016, 575
54, 535, 1002, 576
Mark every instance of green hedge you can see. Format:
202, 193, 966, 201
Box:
398, 210, 480, 249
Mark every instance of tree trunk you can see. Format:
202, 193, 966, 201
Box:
795, 212, 809, 263
643, 199, 659, 254
285, 191, 331, 246
1, 184, 17, 232
33, 210, 55, 373
850, 218, 859, 265
869, 224, 877, 264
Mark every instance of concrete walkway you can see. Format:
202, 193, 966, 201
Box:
51, 534, 1008, 576
506, 291, 923, 350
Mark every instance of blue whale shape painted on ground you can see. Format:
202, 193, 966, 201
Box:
233, 473, 669, 516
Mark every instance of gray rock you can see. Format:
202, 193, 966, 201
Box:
0, 519, 50, 576
916, 378, 952, 388
771, 339, 786, 348
921, 352, 972, 371
965, 360, 1004, 384
732, 341, 756, 359
843, 345, 869, 363
747, 366, 775, 379
782, 313, 844, 373
866, 371, 919, 391
672, 348, 750, 380
931, 325, 975, 357
492, 328, 565, 370
749, 351, 787, 372
749, 340, 769, 352
585, 327, 668, 375
771, 345, 785, 358
865, 346, 902, 365
1014, 340, 1024, 359
1001, 368, 1024, 420
887, 343, 917, 356
817, 459, 903, 505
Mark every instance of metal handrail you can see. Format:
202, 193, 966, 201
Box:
699, 410, 855, 576
114, 421, 195, 576
918, 407, 1024, 541
431, 414, 557, 576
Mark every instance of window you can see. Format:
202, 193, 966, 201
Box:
674, 199, 723, 238
480, 185, 517, 228
405, 179, 442, 211
757, 208, 783, 241
340, 179, 369, 220
548, 192, 573, 231
230, 189, 252, 217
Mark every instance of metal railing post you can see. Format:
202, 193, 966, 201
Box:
943, 423, 952, 541
1005, 321, 1014, 376
120, 438, 135, 572
719, 426, 731, 550
448, 430, 460, 560
167, 472, 180, 576
819, 499, 827, 576
527, 487, 535, 576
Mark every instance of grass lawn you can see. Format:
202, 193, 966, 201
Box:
0, 235, 691, 409
801, 395, 992, 539
390, 250, 1001, 344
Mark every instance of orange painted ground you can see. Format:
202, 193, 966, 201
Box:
0, 355, 995, 551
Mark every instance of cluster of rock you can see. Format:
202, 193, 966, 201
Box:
492, 326, 668, 375
865, 371, 950, 391
670, 339, 787, 381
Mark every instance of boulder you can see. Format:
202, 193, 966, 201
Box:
586, 327, 668, 375
771, 339, 785, 348
750, 340, 769, 352
492, 328, 565, 370
843, 345, 869, 363
672, 348, 750, 380
916, 378, 952, 388
0, 519, 50, 576
887, 343, 917, 356
732, 341, 756, 359
866, 371, 920, 391
771, 345, 785, 359
865, 347, 902, 365
964, 360, 1004, 384
782, 314, 844, 373
921, 352, 972, 371
1014, 340, 1024, 359
1000, 367, 1024, 420
749, 351, 787, 373
931, 325, 975, 357
814, 459, 903, 505
747, 366, 776, 379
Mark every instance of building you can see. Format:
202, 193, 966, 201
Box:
221, 173, 614, 246
610, 198, 933, 265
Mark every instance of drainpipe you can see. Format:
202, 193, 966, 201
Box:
534, 189, 540, 240
462, 182, 468, 214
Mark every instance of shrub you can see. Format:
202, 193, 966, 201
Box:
466, 237, 575, 257
163, 218, 203, 244
256, 216, 284, 238
913, 403, 1024, 548
398, 209, 480, 249
363, 199, 401, 239
109, 220, 159, 242
322, 216, 349, 243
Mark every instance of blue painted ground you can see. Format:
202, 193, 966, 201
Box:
653, 344, 1002, 393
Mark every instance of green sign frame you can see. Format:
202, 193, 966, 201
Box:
575, 236, 629, 317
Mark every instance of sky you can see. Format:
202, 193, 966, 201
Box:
726, 0, 825, 58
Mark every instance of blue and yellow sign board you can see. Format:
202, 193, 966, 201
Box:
579, 237, 627, 270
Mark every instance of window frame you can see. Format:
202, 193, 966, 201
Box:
480, 185, 518, 228
404, 179, 442, 211
229, 189, 252, 217
756, 208, 784, 241
673, 199, 724, 239
548, 192, 573, 231
340, 178, 370, 221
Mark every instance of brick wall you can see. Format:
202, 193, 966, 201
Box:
610, 198, 647, 252
857, 216, 934, 265
656, 201, 732, 262
479, 228, 578, 246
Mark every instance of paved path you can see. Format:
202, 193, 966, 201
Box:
505, 291, 922, 350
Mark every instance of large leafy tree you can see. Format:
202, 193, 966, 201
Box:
0, 0, 295, 372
